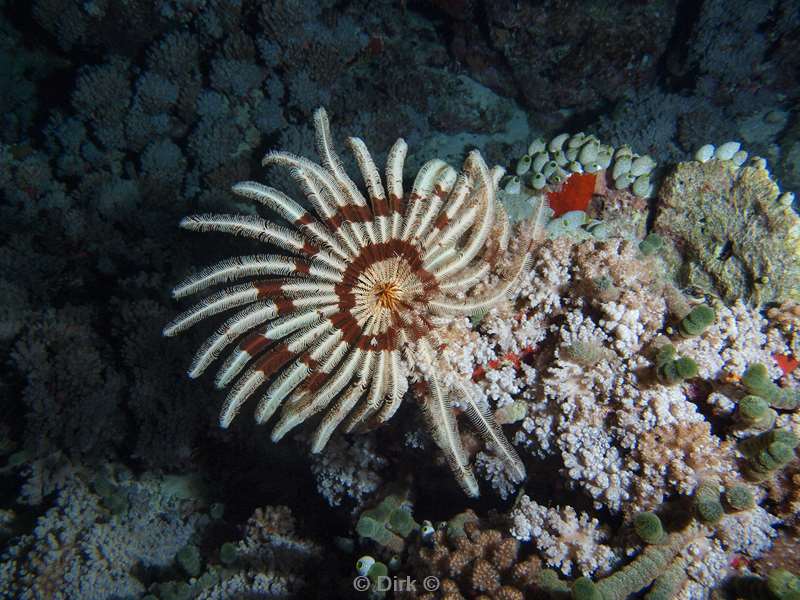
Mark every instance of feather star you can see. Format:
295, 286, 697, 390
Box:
164, 108, 532, 496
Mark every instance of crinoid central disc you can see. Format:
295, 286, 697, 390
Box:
353, 256, 421, 330
374, 281, 401, 310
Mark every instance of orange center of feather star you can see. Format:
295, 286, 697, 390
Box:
546, 172, 597, 217
374, 282, 401, 311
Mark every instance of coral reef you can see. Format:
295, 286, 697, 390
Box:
1, 1, 798, 599
0, 465, 204, 599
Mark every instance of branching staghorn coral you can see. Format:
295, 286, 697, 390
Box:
164, 108, 541, 496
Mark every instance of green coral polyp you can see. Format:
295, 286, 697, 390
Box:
737, 395, 778, 430
678, 304, 715, 337
633, 512, 665, 544
591, 532, 690, 600
655, 344, 698, 385
693, 480, 723, 524
733, 569, 800, 600
572, 576, 602, 600
768, 569, 800, 600
219, 542, 237, 566
742, 363, 799, 410
355, 494, 418, 552
724, 484, 755, 512
739, 428, 799, 482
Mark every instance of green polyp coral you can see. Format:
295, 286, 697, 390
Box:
654, 156, 800, 307
645, 556, 690, 600
568, 528, 692, 600
738, 428, 799, 482
638, 232, 663, 256
219, 542, 237, 566
572, 576, 602, 600
737, 395, 778, 430
176, 544, 202, 578
693, 479, 723, 524
731, 569, 800, 600
678, 304, 715, 337
724, 484, 756, 512
355, 494, 418, 553
767, 570, 800, 600
742, 363, 800, 410
539, 569, 572, 596
633, 512, 666, 544
655, 344, 698, 385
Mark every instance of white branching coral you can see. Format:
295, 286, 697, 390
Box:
164, 108, 536, 496
438, 229, 796, 513
509, 495, 617, 577
632, 421, 736, 513
677, 299, 787, 380
309, 434, 386, 509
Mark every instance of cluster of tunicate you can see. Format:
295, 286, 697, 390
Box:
694, 141, 749, 166
502, 132, 656, 199
545, 209, 610, 240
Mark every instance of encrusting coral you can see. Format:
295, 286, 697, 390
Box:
655, 148, 800, 308
164, 107, 538, 496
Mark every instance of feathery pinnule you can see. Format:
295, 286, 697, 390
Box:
164, 107, 531, 496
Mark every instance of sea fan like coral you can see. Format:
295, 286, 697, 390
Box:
164, 108, 533, 495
